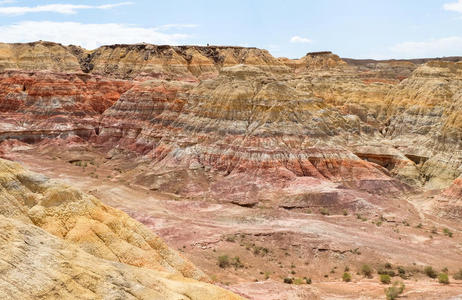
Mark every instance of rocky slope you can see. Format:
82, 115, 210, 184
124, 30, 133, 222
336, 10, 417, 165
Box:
0, 157, 242, 299
1, 41, 462, 299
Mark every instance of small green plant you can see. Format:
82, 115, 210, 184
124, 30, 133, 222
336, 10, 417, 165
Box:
380, 274, 391, 284
320, 207, 330, 215
304, 277, 312, 284
397, 266, 407, 279
283, 277, 293, 284
306, 209, 312, 214
343, 209, 348, 216
264, 272, 270, 280
378, 268, 396, 277
218, 255, 230, 268
293, 278, 305, 285
343, 272, 352, 282
344, 266, 350, 272
384, 281, 405, 300
442, 267, 448, 273
424, 266, 437, 278
438, 273, 449, 284
361, 264, 373, 278
443, 228, 453, 237
454, 269, 462, 280
225, 235, 235, 242
230, 256, 244, 269
385, 262, 392, 269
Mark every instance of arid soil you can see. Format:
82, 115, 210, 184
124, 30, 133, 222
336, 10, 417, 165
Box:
4, 143, 462, 300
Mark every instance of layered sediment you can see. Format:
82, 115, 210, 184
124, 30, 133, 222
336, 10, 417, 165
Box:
0, 158, 242, 299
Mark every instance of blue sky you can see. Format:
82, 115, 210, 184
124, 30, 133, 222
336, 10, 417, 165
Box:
0, 0, 462, 59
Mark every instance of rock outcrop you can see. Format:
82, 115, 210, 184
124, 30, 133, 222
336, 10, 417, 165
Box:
0, 158, 242, 299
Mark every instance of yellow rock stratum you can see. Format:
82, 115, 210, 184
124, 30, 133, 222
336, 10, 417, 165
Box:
0, 158, 243, 300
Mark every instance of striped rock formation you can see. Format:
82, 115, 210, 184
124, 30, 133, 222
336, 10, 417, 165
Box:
0, 158, 243, 300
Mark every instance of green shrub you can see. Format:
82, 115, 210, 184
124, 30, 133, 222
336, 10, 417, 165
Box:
424, 266, 437, 278
438, 273, 449, 284
342, 272, 352, 282
454, 269, 462, 280
397, 266, 407, 279
283, 277, 293, 284
385, 262, 392, 269
380, 274, 391, 284
378, 268, 396, 277
361, 264, 373, 278
225, 235, 235, 242
218, 255, 230, 268
230, 256, 244, 269
293, 278, 305, 285
304, 277, 312, 284
443, 228, 453, 237
384, 281, 405, 300
320, 207, 330, 215
343, 209, 348, 216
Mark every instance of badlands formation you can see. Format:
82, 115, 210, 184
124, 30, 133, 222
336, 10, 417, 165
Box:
0, 41, 462, 299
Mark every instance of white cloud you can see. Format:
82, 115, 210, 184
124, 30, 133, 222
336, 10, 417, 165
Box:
0, 21, 191, 49
390, 36, 462, 58
0, 2, 133, 15
290, 36, 312, 43
444, 0, 462, 13
156, 24, 198, 31
0, 0, 17, 4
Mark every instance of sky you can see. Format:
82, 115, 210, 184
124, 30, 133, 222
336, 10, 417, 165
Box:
0, 0, 462, 59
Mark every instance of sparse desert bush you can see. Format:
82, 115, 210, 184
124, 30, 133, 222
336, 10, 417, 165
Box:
283, 277, 293, 284
225, 235, 235, 242
343, 272, 352, 282
218, 255, 230, 268
343, 209, 348, 216
361, 264, 373, 278
293, 278, 305, 285
454, 269, 462, 280
378, 268, 396, 277
320, 207, 329, 215
385, 262, 392, 269
443, 228, 453, 237
230, 256, 244, 269
438, 273, 449, 284
384, 281, 405, 300
304, 277, 312, 284
424, 266, 437, 278
380, 274, 391, 284
397, 266, 407, 279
